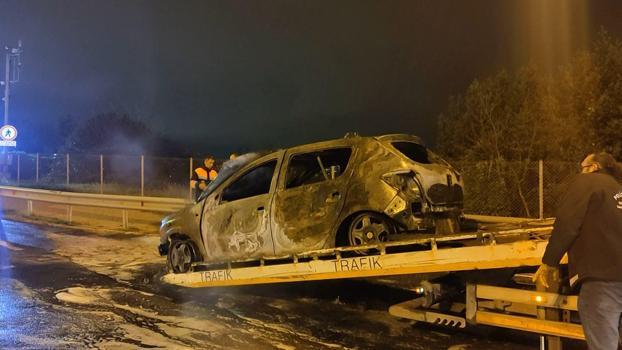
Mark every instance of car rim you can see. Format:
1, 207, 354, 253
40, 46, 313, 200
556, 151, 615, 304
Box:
349, 214, 390, 251
170, 241, 193, 273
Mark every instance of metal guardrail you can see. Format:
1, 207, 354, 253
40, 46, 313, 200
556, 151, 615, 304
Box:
0, 185, 548, 230
0, 185, 189, 228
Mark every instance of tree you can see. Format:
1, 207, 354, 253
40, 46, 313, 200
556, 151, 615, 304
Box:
62, 113, 154, 155
543, 29, 622, 160
437, 30, 622, 217
589, 30, 622, 157
40, 113, 189, 190
58, 112, 188, 156
438, 68, 546, 216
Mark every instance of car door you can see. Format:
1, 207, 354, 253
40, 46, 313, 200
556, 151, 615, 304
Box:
200, 153, 282, 262
271, 145, 355, 254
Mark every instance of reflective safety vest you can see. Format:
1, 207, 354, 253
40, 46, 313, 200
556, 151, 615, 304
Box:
194, 167, 218, 181
191, 166, 218, 188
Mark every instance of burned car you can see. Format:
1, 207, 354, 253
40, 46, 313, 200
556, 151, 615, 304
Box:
159, 134, 463, 273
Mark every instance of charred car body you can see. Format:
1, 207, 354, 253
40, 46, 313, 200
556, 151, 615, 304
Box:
159, 134, 464, 273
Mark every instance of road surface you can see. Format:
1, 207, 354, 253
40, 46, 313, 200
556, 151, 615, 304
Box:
0, 218, 582, 349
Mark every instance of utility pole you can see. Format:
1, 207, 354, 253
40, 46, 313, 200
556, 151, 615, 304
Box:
1, 40, 23, 183
3, 47, 8, 127
2, 40, 23, 126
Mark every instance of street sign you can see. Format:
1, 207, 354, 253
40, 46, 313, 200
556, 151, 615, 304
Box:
0, 125, 17, 141
0, 125, 17, 147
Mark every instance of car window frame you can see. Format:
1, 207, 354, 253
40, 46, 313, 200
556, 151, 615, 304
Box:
217, 157, 279, 205
281, 146, 354, 190
195, 153, 268, 202
211, 154, 285, 207
390, 140, 434, 165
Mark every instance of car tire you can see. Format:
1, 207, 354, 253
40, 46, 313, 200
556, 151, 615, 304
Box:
347, 212, 394, 254
167, 239, 195, 274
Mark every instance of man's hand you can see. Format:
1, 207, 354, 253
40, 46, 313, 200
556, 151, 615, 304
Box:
532, 264, 559, 289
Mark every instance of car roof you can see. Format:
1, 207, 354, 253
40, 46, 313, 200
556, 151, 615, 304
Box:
242, 134, 425, 162
374, 134, 424, 144
285, 133, 424, 152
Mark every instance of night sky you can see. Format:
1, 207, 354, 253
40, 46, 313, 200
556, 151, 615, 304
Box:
1, 0, 622, 155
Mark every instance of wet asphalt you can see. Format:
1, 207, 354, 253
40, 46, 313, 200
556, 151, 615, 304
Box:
0, 219, 586, 350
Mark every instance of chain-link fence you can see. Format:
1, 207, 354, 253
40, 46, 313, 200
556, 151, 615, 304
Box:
0, 152, 229, 200
0, 152, 579, 217
452, 160, 578, 218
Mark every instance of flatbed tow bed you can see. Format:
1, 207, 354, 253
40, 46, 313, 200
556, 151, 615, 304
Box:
162, 223, 552, 288
162, 221, 587, 349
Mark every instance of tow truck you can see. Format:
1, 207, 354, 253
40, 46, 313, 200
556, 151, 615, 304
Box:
161, 219, 588, 350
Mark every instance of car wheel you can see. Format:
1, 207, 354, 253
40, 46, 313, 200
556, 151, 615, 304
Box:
348, 212, 393, 254
168, 240, 194, 274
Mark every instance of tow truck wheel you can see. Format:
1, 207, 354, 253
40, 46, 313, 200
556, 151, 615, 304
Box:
168, 240, 194, 274
348, 212, 393, 254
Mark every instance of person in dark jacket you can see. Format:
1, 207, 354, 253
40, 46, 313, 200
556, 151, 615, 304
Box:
534, 152, 622, 350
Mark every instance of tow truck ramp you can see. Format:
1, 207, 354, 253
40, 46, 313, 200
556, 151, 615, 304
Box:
467, 284, 583, 340
388, 283, 584, 350
162, 226, 552, 288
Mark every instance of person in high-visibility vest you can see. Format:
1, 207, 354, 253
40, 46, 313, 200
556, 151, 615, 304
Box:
191, 156, 218, 200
